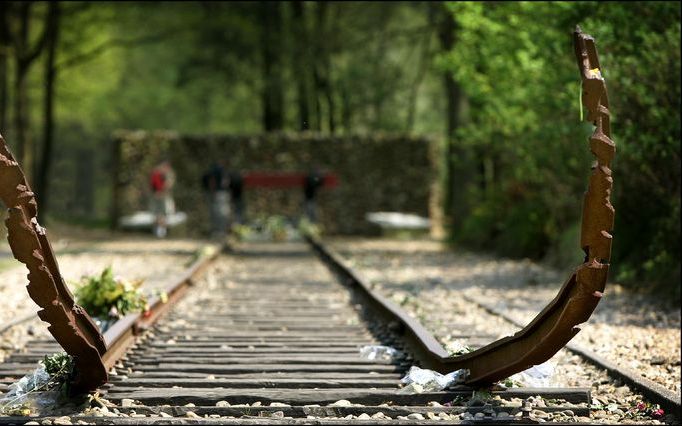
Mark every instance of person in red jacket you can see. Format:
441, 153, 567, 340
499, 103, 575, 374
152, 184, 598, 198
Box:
149, 159, 176, 238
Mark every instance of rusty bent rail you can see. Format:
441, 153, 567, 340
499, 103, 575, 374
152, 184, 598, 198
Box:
443, 26, 616, 385
0, 137, 108, 393
310, 27, 615, 387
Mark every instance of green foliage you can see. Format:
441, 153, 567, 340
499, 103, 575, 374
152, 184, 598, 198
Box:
445, 341, 473, 356
231, 224, 253, 242
42, 353, 74, 394
501, 377, 523, 388
298, 217, 322, 238
185, 245, 217, 266
468, 389, 494, 406
440, 1, 680, 300
73, 267, 147, 319
264, 215, 289, 242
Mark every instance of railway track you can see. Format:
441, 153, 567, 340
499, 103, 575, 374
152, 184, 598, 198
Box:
1, 241, 594, 424
1, 238, 679, 424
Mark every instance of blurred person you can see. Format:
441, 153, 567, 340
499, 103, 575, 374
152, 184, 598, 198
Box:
149, 159, 176, 238
228, 168, 245, 227
201, 160, 230, 238
303, 166, 323, 223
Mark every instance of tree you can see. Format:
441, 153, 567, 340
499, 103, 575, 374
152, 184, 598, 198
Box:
438, 2, 680, 299
435, 2, 467, 232
6, 2, 50, 182
35, 2, 59, 213
261, 1, 284, 131
0, 2, 10, 133
313, 2, 334, 133
291, 1, 311, 131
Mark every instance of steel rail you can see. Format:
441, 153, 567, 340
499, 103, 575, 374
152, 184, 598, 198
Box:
101, 246, 218, 370
309, 27, 616, 388
0, 312, 36, 336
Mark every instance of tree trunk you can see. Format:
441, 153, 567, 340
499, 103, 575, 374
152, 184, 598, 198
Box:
14, 3, 31, 178
313, 2, 335, 133
291, 1, 310, 131
261, 1, 284, 131
340, 83, 352, 132
36, 2, 60, 215
405, 28, 432, 132
437, 4, 470, 233
8, 2, 50, 186
0, 2, 9, 133
14, 62, 30, 178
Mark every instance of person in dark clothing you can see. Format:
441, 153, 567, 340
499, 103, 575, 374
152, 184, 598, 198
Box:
201, 161, 229, 238
303, 168, 323, 223
227, 170, 244, 226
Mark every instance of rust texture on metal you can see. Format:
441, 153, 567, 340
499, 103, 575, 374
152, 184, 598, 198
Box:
0, 135, 108, 393
441, 27, 615, 385
309, 27, 615, 387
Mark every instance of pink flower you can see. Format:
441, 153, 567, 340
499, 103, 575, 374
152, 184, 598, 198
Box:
636, 402, 646, 411
652, 408, 664, 419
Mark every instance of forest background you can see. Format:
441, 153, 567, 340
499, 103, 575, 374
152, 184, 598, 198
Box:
0, 1, 679, 300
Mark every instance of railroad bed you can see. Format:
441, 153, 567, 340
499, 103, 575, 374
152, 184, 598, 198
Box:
0, 242, 591, 424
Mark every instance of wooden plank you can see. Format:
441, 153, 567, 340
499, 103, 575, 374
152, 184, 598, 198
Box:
161, 321, 368, 328
181, 309, 357, 314
104, 387, 591, 405
145, 338, 382, 344
126, 363, 403, 374
151, 330, 373, 336
158, 325, 371, 331
145, 342, 371, 348
182, 314, 357, 319
145, 340, 380, 347
121, 372, 403, 380
105, 377, 399, 389
132, 348, 365, 355
13, 349, 368, 361
121, 403, 591, 418
0, 364, 38, 372
125, 356, 400, 365
0, 416, 461, 425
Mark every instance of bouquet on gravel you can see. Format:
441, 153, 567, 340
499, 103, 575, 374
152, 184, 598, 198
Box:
0, 353, 74, 416
74, 266, 148, 332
